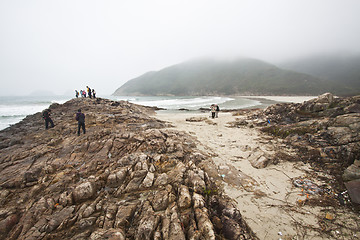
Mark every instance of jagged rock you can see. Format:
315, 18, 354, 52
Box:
124, 170, 147, 192
0, 213, 19, 235
248, 150, 274, 169
186, 169, 206, 193
178, 185, 191, 209
89, 228, 125, 240
0, 98, 256, 239
139, 172, 154, 189
107, 167, 128, 187
167, 162, 186, 187
193, 192, 205, 209
59, 191, 73, 206
153, 173, 168, 187
149, 186, 173, 211
195, 207, 216, 240
73, 181, 96, 203
135, 201, 161, 240
79, 217, 97, 229
222, 216, 243, 239
343, 160, 360, 181
44, 206, 75, 232
103, 204, 118, 229
114, 202, 139, 228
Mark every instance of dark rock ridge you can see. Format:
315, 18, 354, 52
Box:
0, 98, 256, 239
244, 93, 360, 202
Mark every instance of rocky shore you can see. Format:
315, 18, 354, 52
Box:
0, 94, 359, 240
156, 93, 360, 239
0, 98, 256, 240
253, 93, 360, 197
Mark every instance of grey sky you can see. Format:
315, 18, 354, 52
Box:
1, 0, 360, 96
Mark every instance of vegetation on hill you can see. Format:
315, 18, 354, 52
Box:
113, 58, 353, 96
280, 53, 360, 96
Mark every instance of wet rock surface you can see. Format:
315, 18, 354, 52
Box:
0, 98, 257, 240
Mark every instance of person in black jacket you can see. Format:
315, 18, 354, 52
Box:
76, 109, 86, 136
42, 109, 54, 129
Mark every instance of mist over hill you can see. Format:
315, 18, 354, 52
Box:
113, 58, 353, 96
279, 53, 360, 96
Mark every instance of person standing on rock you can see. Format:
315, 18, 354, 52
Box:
75, 90, 79, 98
76, 109, 86, 136
87, 86, 92, 99
42, 109, 54, 129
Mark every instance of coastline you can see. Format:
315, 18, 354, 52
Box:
154, 98, 359, 239
0, 95, 315, 131
0, 95, 359, 239
155, 111, 310, 239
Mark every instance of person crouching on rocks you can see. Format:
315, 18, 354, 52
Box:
76, 109, 86, 136
42, 109, 55, 129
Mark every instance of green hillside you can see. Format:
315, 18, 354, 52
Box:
280, 53, 360, 96
113, 58, 337, 96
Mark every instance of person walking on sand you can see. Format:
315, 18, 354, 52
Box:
76, 109, 86, 136
215, 104, 220, 118
210, 104, 216, 119
42, 109, 54, 129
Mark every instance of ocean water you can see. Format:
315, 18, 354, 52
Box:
0, 96, 72, 131
111, 96, 262, 111
0, 95, 315, 131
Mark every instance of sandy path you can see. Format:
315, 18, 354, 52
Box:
155, 111, 359, 240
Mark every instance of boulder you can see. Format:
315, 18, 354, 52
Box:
73, 181, 96, 203
343, 160, 360, 181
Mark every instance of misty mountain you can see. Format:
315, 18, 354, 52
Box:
280, 53, 360, 96
113, 58, 337, 96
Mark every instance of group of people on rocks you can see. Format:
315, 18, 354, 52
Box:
75, 86, 96, 98
42, 108, 86, 136
210, 104, 220, 119
42, 88, 92, 135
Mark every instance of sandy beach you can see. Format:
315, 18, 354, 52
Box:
155, 110, 359, 240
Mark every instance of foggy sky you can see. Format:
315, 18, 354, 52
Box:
1, 0, 360, 96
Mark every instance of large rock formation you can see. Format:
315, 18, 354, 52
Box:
0, 98, 256, 239
245, 93, 360, 200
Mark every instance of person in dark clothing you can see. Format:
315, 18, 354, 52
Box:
42, 109, 54, 129
87, 86, 92, 98
76, 109, 86, 136
210, 104, 216, 119
75, 90, 79, 98
92, 89, 96, 98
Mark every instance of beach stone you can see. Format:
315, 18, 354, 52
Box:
115, 202, 139, 228
248, 150, 273, 168
139, 172, 154, 189
186, 117, 207, 122
73, 181, 96, 203
178, 185, 191, 209
343, 161, 360, 181
89, 229, 125, 240
195, 207, 216, 240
